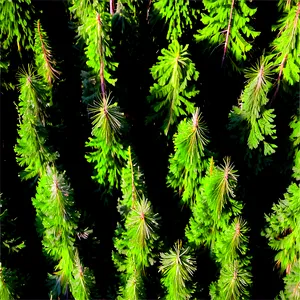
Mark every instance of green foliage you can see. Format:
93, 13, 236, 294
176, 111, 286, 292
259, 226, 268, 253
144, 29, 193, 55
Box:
74, 2, 118, 99
268, 2, 300, 87
210, 259, 252, 300
290, 116, 300, 180
85, 94, 128, 192
167, 108, 209, 206
263, 115, 300, 297
0, 195, 25, 299
113, 198, 159, 299
281, 261, 300, 299
118, 146, 145, 215
112, 0, 141, 33
159, 240, 196, 300
0, 264, 17, 300
186, 157, 242, 248
33, 166, 94, 299
228, 55, 277, 156
195, 0, 260, 64
14, 66, 57, 180
151, 0, 199, 40
113, 149, 159, 299
147, 39, 199, 135
210, 218, 252, 299
34, 20, 60, 87
0, 0, 34, 51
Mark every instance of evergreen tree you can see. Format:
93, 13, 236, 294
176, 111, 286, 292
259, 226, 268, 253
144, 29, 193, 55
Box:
159, 240, 196, 300
228, 55, 277, 160
268, 1, 300, 92
113, 147, 160, 299
167, 108, 210, 206
263, 115, 300, 299
147, 39, 200, 135
195, 0, 260, 66
150, 0, 199, 40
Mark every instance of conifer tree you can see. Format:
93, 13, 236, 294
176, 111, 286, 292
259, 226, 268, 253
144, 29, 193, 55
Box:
167, 108, 209, 206
228, 55, 277, 159
159, 240, 196, 300
195, 0, 260, 66
263, 115, 300, 299
150, 0, 199, 40
268, 0, 300, 92
113, 147, 160, 299
147, 39, 200, 135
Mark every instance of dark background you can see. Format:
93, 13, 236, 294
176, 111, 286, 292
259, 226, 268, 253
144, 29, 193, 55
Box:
1, 0, 298, 298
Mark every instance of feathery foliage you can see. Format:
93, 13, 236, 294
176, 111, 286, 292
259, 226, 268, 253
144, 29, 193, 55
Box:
147, 39, 199, 135
0, 0, 33, 51
33, 166, 94, 299
263, 115, 300, 297
0, 195, 25, 299
85, 94, 128, 192
185, 157, 242, 248
151, 0, 199, 40
113, 148, 159, 299
14, 66, 57, 180
72, 1, 118, 101
159, 240, 196, 300
195, 0, 260, 65
34, 20, 60, 88
228, 55, 277, 157
268, 1, 300, 88
167, 108, 209, 206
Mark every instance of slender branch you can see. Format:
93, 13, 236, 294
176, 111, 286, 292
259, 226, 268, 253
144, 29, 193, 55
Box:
222, 0, 235, 66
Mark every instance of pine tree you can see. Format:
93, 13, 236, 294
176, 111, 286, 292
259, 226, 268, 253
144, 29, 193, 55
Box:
268, 1, 300, 92
167, 108, 210, 206
147, 39, 200, 135
195, 0, 260, 66
262, 115, 300, 298
150, 0, 199, 40
228, 55, 277, 160
113, 147, 160, 299
159, 240, 196, 300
